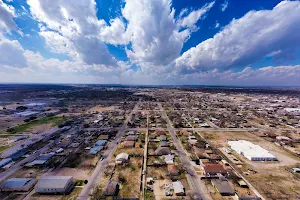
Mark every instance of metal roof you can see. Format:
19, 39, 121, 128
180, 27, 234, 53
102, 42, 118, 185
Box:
36, 176, 72, 189
0, 178, 36, 189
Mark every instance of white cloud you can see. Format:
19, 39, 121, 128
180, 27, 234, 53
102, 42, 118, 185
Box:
0, 33, 27, 68
27, 0, 118, 66
220, 0, 229, 12
215, 21, 220, 28
178, 1, 215, 31
0, 0, 19, 33
117, 0, 215, 68
175, 1, 300, 73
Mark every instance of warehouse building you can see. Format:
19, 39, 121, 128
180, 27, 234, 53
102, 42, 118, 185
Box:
35, 176, 74, 194
0, 178, 37, 192
228, 140, 277, 161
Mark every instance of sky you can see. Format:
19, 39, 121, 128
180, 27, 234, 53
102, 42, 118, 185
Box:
0, 0, 300, 86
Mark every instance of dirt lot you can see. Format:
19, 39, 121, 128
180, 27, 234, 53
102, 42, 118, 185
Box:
201, 131, 300, 200
87, 106, 117, 113
43, 167, 89, 180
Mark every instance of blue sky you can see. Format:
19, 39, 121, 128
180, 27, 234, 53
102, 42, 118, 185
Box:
0, 0, 300, 85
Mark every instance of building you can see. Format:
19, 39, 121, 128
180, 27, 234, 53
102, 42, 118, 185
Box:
0, 178, 37, 192
211, 179, 235, 196
155, 147, 171, 155
0, 158, 13, 168
168, 164, 179, 175
25, 103, 47, 108
123, 141, 135, 148
228, 140, 277, 161
35, 176, 74, 194
160, 135, 167, 141
104, 181, 119, 196
163, 154, 174, 164
95, 140, 107, 146
125, 135, 137, 141
202, 163, 228, 178
13, 111, 39, 118
160, 141, 169, 147
172, 181, 185, 196
89, 146, 103, 155
115, 153, 129, 164
28, 154, 53, 166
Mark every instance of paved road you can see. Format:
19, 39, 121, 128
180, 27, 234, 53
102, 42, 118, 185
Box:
77, 102, 139, 200
159, 103, 212, 200
0, 141, 55, 182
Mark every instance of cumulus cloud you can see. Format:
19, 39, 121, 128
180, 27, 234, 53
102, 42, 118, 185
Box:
0, 0, 19, 33
27, 0, 118, 66
119, 0, 215, 68
175, 1, 300, 73
220, 0, 229, 12
0, 34, 27, 68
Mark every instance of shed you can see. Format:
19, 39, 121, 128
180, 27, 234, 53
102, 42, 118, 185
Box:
35, 176, 74, 194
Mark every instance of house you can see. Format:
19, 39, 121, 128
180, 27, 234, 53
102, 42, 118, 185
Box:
188, 139, 197, 146
193, 147, 207, 159
156, 130, 165, 135
172, 181, 185, 196
125, 135, 137, 141
181, 130, 189, 135
211, 179, 235, 196
104, 181, 119, 196
98, 135, 109, 140
168, 164, 179, 175
115, 153, 129, 164
160, 135, 167, 141
35, 176, 74, 194
202, 163, 228, 178
160, 141, 169, 147
163, 154, 174, 164
155, 147, 171, 156
0, 178, 37, 192
123, 141, 135, 148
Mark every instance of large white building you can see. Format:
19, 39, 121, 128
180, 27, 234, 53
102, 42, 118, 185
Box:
228, 140, 277, 161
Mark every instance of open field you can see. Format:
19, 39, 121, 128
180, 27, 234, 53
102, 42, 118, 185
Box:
6, 116, 69, 134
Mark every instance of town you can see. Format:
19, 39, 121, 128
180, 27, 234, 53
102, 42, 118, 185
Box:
0, 84, 300, 200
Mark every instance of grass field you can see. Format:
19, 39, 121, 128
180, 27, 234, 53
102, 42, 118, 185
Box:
0, 145, 9, 152
7, 116, 69, 134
